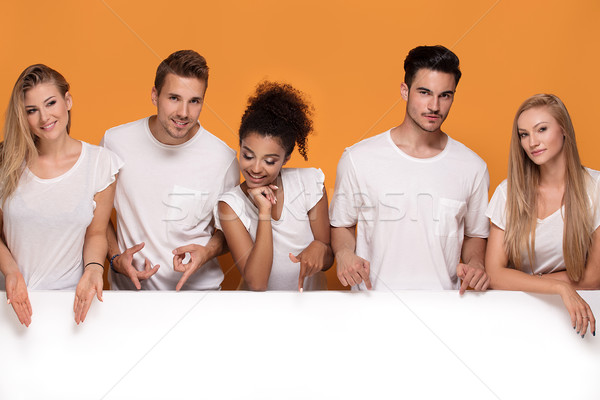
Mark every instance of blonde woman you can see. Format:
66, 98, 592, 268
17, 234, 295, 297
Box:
0, 65, 122, 326
486, 94, 600, 338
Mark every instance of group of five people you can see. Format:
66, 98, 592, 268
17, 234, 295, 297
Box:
0, 45, 597, 338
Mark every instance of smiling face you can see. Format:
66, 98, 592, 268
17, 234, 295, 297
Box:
150, 73, 206, 145
24, 82, 72, 142
239, 132, 289, 188
517, 106, 566, 168
401, 68, 456, 133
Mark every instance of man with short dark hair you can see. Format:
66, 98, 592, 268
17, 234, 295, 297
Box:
330, 45, 489, 293
102, 50, 239, 290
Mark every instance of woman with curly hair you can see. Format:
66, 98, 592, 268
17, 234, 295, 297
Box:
485, 94, 600, 338
217, 81, 332, 291
0, 64, 122, 326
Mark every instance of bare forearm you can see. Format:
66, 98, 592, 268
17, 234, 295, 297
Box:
205, 229, 227, 259
461, 236, 486, 269
541, 270, 600, 290
331, 226, 357, 258
488, 266, 568, 295
106, 220, 121, 260
316, 240, 334, 271
0, 216, 19, 277
83, 231, 108, 267
243, 220, 274, 291
0, 240, 20, 278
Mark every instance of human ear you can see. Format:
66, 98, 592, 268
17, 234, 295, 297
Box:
151, 87, 158, 106
282, 154, 291, 165
400, 83, 409, 101
65, 92, 73, 111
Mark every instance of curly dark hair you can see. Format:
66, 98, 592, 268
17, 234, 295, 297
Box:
239, 81, 314, 160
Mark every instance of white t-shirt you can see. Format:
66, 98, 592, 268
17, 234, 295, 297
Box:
102, 117, 239, 290
486, 168, 600, 274
329, 130, 489, 290
215, 168, 327, 290
0, 142, 122, 290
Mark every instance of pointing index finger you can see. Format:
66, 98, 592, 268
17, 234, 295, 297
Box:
297, 259, 306, 292
176, 269, 193, 291
459, 275, 470, 295
357, 260, 372, 290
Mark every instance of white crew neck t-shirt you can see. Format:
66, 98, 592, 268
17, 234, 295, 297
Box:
330, 130, 489, 290
102, 117, 239, 290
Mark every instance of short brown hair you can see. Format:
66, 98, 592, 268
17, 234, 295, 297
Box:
154, 50, 209, 94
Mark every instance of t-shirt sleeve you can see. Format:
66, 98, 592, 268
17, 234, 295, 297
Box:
464, 166, 490, 238
99, 129, 112, 150
329, 150, 361, 227
220, 158, 240, 195
214, 190, 250, 232
485, 180, 508, 231
213, 160, 241, 231
300, 168, 325, 211
94, 147, 124, 194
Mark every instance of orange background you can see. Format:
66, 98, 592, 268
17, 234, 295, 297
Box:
2, 0, 600, 290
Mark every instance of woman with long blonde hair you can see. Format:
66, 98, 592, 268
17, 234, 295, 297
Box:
486, 94, 600, 338
0, 64, 122, 326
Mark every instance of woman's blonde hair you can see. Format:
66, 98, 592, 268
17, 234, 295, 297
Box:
0, 64, 71, 203
505, 93, 591, 281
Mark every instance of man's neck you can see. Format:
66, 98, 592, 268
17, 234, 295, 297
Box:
390, 119, 448, 159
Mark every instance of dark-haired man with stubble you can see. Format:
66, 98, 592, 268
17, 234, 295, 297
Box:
330, 45, 490, 293
102, 50, 239, 290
